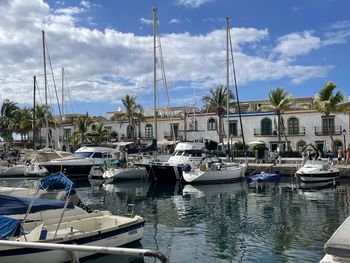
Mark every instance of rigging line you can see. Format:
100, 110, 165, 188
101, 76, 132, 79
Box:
64, 73, 74, 114
228, 24, 246, 153
136, 34, 152, 94
157, 28, 176, 142
45, 41, 62, 119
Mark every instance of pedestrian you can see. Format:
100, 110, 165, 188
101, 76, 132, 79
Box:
317, 150, 322, 160
346, 149, 350, 165
337, 150, 343, 165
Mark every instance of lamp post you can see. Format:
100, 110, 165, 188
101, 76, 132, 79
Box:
343, 129, 347, 155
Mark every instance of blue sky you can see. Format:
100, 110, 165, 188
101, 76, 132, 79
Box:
0, 0, 349, 116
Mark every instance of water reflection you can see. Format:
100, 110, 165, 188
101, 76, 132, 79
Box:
1, 176, 350, 262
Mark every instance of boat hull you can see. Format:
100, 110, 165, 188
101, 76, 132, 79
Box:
183, 164, 247, 183
296, 172, 340, 182
144, 163, 183, 182
40, 163, 93, 177
103, 167, 148, 180
0, 215, 145, 263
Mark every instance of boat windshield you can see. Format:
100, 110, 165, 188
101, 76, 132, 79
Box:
73, 152, 94, 158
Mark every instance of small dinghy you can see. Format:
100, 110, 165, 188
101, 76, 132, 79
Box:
247, 172, 280, 183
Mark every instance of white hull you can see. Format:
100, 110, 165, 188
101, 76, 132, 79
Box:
0, 211, 145, 263
103, 167, 148, 180
183, 163, 247, 183
0, 165, 27, 177
296, 160, 340, 183
297, 173, 340, 182
24, 164, 48, 177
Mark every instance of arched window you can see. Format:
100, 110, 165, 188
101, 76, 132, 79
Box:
261, 118, 272, 135
288, 117, 299, 135
189, 118, 198, 131
296, 140, 306, 152
207, 118, 216, 131
145, 124, 153, 138
333, 140, 342, 153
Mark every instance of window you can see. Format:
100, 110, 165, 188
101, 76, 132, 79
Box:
261, 118, 272, 135
288, 117, 299, 135
322, 116, 335, 134
145, 124, 153, 138
333, 140, 342, 153
208, 118, 216, 131
229, 121, 238, 136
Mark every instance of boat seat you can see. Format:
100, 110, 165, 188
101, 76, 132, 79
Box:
324, 216, 350, 258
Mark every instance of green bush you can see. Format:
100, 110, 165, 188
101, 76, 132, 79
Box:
280, 151, 301, 158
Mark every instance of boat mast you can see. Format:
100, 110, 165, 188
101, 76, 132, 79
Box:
228, 18, 246, 155
153, 8, 158, 144
226, 17, 230, 159
61, 67, 64, 150
42, 30, 49, 148
33, 76, 36, 148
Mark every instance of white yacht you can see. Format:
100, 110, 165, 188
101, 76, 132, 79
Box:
39, 146, 118, 178
137, 141, 207, 183
296, 160, 340, 182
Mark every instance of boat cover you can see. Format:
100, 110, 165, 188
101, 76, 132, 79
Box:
0, 194, 74, 215
127, 139, 157, 154
0, 215, 21, 238
39, 172, 76, 196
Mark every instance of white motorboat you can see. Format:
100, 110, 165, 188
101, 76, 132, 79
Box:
296, 160, 340, 182
24, 163, 48, 177
182, 156, 247, 183
138, 141, 208, 183
39, 146, 118, 178
0, 164, 27, 177
0, 210, 145, 263
103, 166, 149, 181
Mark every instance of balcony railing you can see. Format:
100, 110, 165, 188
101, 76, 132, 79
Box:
314, 126, 343, 136
223, 130, 243, 138
253, 129, 277, 137
286, 127, 306, 136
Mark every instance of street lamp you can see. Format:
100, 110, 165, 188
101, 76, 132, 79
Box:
343, 129, 347, 153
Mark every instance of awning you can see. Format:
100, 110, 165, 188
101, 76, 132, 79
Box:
157, 140, 177, 146
247, 140, 265, 146
112, 141, 134, 146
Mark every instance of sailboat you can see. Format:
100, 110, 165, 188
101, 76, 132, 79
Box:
182, 17, 247, 183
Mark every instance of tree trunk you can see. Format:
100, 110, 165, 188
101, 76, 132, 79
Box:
277, 113, 282, 152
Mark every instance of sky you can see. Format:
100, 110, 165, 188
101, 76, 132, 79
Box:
0, 0, 349, 117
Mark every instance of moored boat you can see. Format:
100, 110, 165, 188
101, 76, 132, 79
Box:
247, 172, 280, 183
296, 160, 340, 183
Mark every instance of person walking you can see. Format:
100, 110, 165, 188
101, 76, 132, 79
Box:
346, 149, 350, 165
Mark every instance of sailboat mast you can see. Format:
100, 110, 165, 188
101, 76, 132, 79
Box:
228, 18, 246, 154
153, 8, 158, 142
42, 30, 49, 148
226, 17, 230, 156
33, 76, 36, 148
61, 67, 64, 117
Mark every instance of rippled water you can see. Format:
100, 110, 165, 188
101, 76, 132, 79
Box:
2, 176, 350, 263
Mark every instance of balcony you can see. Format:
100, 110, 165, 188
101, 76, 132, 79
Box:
223, 130, 243, 138
254, 129, 277, 137
286, 127, 306, 136
314, 126, 343, 136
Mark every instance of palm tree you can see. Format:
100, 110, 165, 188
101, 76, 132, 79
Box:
261, 87, 293, 152
112, 95, 144, 140
313, 81, 344, 146
89, 122, 108, 144
72, 114, 92, 145
202, 84, 235, 144
13, 107, 33, 142
0, 99, 19, 146
34, 104, 55, 147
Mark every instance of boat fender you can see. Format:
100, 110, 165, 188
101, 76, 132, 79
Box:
183, 164, 191, 172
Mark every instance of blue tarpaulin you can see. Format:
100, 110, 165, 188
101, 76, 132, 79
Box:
127, 139, 157, 154
0, 194, 74, 215
39, 172, 76, 195
0, 215, 21, 239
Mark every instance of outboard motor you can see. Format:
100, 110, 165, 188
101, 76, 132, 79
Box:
183, 164, 191, 172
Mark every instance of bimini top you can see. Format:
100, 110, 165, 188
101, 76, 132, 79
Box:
0, 215, 21, 239
0, 194, 74, 215
39, 172, 75, 195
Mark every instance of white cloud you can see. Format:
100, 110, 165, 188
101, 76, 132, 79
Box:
140, 17, 153, 25
0, 0, 335, 114
176, 0, 213, 8
323, 20, 350, 46
169, 18, 181, 24
273, 31, 321, 58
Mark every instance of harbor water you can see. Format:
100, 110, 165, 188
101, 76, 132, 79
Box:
1, 176, 350, 263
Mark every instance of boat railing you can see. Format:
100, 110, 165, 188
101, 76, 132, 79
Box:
0, 240, 169, 263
